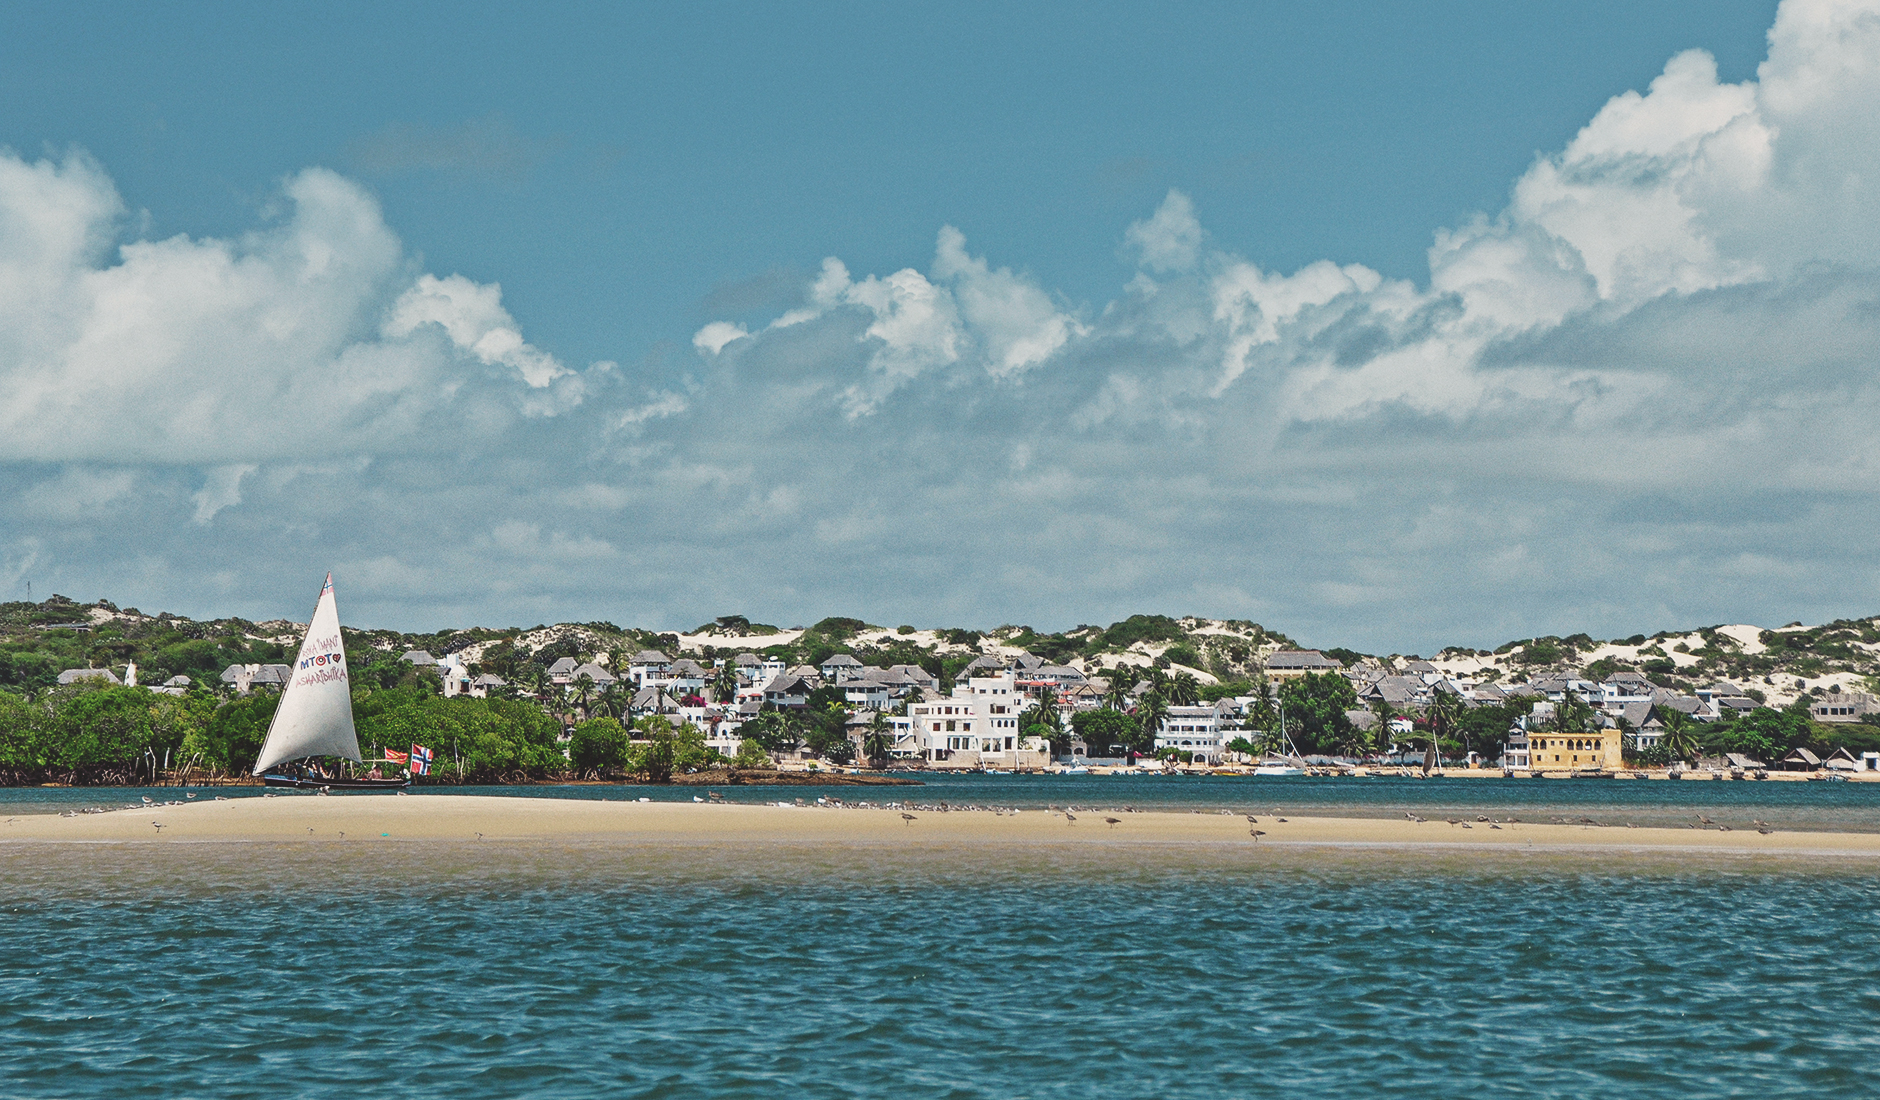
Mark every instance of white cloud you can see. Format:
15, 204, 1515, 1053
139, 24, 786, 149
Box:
1124, 189, 1203, 273
9, 0, 1880, 652
191, 464, 256, 524
386, 273, 570, 388
0, 156, 593, 466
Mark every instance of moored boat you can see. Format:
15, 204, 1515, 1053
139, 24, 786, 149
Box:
252, 573, 410, 792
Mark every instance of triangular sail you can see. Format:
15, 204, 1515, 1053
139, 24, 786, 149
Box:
253, 573, 362, 773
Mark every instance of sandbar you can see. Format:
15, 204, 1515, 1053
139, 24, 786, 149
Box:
6, 794, 1880, 859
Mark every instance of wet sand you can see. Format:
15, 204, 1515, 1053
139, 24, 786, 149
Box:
7, 793, 1880, 858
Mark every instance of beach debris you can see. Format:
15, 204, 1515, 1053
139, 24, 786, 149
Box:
901, 813, 917, 826
1105, 817, 1121, 829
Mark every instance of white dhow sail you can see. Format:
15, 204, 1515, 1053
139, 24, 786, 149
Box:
253, 573, 362, 774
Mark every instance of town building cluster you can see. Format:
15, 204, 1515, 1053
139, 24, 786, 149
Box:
195, 641, 1880, 773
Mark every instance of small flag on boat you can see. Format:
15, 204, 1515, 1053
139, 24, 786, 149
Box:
384, 748, 409, 765
410, 744, 433, 776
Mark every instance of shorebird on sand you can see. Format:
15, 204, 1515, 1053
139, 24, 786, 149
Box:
1250, 829, 1266, 842
901, 813, 917, 826
1065, 812, 1077, 825
152, 821, 164, 832
1104, 817, 1121, 829
1489, 824, 1501, 829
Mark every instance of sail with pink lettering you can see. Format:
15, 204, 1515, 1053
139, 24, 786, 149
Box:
253, 573, 362, 773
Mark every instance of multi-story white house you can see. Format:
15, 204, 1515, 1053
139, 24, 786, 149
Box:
904, 672, 1049, 768
1156, 705, 1225, 761
628, 650, 673, 688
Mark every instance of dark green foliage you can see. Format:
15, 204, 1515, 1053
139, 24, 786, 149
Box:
1086, 615, 1183, 654
1583, 657, 1619, 682
1162, 644, 1203, 670
569, 717, 632, 772
1322, 647, 1365, 667
1277, 672, 1359, 755
810, 617, 871, 640
1200, 679, 1255, 702
1069, 708, 1140, 755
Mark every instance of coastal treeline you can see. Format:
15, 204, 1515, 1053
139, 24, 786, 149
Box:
0, 677, 751, 787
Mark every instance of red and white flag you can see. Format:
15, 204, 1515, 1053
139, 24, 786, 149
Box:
410, 744, 433, 776
384, 748, 409, 765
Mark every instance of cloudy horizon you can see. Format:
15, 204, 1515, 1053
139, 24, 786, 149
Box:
3, 0, 1877, 653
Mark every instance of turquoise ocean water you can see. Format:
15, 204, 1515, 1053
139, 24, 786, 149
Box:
6, 780, 1880, 1097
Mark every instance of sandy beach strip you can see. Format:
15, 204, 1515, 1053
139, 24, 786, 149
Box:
4, 794, 1880, 858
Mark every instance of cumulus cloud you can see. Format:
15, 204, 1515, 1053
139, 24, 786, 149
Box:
0, 154, 596, 466
8, 0, 1880, 650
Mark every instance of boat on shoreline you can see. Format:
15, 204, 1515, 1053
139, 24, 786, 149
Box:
253, 573, 409, 792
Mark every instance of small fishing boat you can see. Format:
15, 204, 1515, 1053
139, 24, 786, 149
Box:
253, 573, 409, 791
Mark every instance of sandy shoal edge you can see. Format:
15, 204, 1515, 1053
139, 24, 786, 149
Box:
3, 795, 1879, 859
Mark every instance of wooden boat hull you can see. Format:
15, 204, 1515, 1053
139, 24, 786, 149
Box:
260, 773, 411, 791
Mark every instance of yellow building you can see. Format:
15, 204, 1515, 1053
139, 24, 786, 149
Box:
1522, 729, 1623, 772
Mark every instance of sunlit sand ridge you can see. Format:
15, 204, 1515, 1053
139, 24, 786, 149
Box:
9, 795, 1880, 857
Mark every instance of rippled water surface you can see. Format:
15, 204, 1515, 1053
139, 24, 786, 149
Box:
3, 844, 1879, 1098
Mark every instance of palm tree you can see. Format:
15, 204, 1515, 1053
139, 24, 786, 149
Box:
1102, 670, 1133, 712
711, 661, 740, 705
1136, 689, 1169, 753
1169, 672, 1200, 707
1659, 708, 1699, 764
863, 710, 893, 769
571, 672, 597, 720
1024, 685, 1061, 736
1370, 699, 1399, 758
593, 680, 628, 721
1426, 688, 1464, 770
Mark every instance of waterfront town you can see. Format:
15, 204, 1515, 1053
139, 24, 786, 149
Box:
26, 600, 1874, 781
194, 616, 1880, 782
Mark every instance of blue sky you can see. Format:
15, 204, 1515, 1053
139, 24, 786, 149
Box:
6, 0, 1879, 653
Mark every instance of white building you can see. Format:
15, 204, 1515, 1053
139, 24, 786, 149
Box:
905, 672, 1049, 768
1156, 705, 1224, 762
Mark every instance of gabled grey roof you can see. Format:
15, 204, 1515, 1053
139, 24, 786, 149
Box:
220, 664, 245, 683
473, 673, 507, 686
402, 650, 437, 666
58, 667, 120, 685
250, 665, 292, 685
669, 659, 707, 676
734, 653, 762, 666
631, 650, 671, 664
1472, 683, 1508, 700
571, 662, 617, 684
1014, 654, 1046, 670
1784, 747, 1823, 766
963, 655, 1007, 672
1604, 671, 1656, 686
1266, 650, 1343, 669
763, 674, 814, 695
821, 654, 863, 667
163, 675, 192, 687
547, 657, 580, 675
1621, 700, 1654, 728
